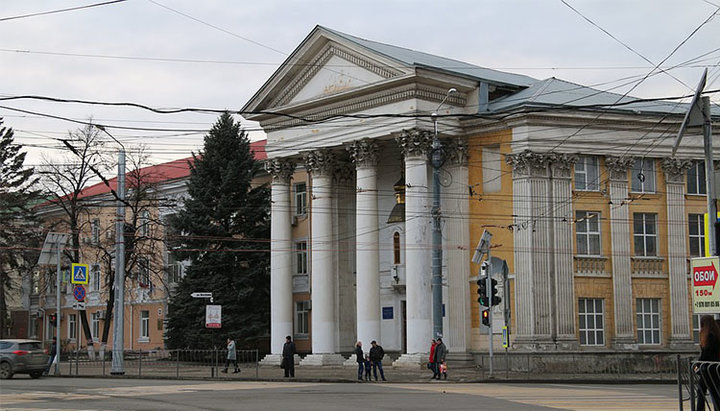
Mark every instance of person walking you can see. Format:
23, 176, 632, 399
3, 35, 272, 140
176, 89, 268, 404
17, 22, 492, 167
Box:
282, 335, 296, 378
428, 338, 437, 379
354, 341, 364, 381
696, 315, 720, 410
222, 337, 239, 373
433, 337, 447, 380
43, 337, 57, 376
369, 340, 386, 381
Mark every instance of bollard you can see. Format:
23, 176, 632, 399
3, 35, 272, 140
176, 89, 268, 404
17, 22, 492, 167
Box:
138, 350, 142, 378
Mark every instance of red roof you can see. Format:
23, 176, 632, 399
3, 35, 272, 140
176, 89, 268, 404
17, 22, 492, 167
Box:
41, 140, 267, 205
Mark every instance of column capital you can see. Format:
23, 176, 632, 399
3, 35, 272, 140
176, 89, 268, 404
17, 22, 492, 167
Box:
347, 139, 380, 168
444, 138, 468, 167
605, 156, 634, 182
548, 153, 579, 179
661, 157, 693, 185
334, 162, 355, 184
505, 150, 550, 177
264, 158, 295, 184
396, 128, 433, 159
303, 149, 336, 178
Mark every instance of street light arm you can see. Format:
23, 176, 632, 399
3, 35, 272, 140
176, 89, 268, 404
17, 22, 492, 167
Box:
95, 124, 126, 152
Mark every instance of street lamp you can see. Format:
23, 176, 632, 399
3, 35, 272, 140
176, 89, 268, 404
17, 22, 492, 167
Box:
96, 125, 127, 375
431, 88, 457, 340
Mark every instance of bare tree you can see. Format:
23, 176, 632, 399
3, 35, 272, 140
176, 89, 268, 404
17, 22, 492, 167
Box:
39, 123, 111, 358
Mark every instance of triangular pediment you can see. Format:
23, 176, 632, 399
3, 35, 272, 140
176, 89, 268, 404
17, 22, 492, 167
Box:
270, 42, 404, 107
243, 27, 410, 115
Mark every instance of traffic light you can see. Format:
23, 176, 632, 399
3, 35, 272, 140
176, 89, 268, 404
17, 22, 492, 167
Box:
490, 278, 501, 306
477, 277, 488, 306
49, 313, 57, 326
482, 309, 490, 327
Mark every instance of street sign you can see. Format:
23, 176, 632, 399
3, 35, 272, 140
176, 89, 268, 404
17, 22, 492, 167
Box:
73, 285, 86, 302
472, 230, 493, 264
691, 256, 720, 313
73, 302, 86, 310
191, 292, 213, 299
71, 263, 89, 284
205, 305, 222, 329
502, 326, 509, 348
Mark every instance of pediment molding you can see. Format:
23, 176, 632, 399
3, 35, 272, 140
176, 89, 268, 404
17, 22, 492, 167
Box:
269, 42, 405, 108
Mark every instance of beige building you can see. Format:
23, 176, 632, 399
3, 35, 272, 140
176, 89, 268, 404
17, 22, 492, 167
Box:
245, 26, 719, 366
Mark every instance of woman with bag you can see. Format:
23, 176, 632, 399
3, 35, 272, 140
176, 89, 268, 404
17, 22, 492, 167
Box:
696, 315, 720, 410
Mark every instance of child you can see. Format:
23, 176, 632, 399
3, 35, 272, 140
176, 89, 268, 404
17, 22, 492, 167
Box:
364, 355, 372, 381
438, 360, 448, 380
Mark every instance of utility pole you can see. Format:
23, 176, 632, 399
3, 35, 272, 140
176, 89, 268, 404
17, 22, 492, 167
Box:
97, 125, 127, 375
673, 69, 717, 256
431, 88, 457, 339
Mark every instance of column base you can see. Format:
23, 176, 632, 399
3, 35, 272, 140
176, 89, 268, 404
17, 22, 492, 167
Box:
554, 335, 580, 351
391, 353, 427, 368
512, 335, 556, 351
669, 337, 697, 351
300, 353, 346, 366
446, 351, 475, 368
343, 356, 359, 367
612, 336, 639, 351
259, 353, 301, 366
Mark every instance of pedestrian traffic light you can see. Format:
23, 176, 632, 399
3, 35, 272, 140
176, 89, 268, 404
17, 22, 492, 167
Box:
490, 278, 501, 306
477, 277, 488, 306
49, 313, 57, 326
481, 309, 490, 327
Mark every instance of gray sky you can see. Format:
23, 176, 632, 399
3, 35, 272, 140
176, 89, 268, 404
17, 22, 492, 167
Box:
2, 0, 718, 167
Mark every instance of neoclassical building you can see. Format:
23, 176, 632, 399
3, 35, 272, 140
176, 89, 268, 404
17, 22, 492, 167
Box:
244, 26, 718, 365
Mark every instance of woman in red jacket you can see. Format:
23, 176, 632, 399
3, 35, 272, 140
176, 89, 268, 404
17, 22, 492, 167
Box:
428, 339, 437, 379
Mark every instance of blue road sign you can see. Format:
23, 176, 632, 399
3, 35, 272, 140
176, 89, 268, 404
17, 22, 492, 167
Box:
71, 263, 89, 284
73, 285, 86, 302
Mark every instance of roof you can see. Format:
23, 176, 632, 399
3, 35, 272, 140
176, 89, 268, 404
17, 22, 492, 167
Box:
40, 140, 266, 205
488, 77, 698, 115
319, 26, 537, 88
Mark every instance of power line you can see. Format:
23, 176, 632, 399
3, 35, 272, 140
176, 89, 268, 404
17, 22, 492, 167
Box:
0, 0, 127, 22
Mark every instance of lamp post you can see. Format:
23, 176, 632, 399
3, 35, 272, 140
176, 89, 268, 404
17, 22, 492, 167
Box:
431, 88, 457, 339
96, 125, 126, 375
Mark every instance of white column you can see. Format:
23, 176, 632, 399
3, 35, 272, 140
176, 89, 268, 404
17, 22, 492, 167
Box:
301, 150, 344, 365
348, 140, 380, 346
394, 129, 433, 365
262, 159, 295, 364
606, 156, 636, 349
662, 158, 694, 348
443, 139, 472, 359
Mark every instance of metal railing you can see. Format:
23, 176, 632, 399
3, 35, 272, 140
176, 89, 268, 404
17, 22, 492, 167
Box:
678, 356, 720, 411
61, 348, 259, 379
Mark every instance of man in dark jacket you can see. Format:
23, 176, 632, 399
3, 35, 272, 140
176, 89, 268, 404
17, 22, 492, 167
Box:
433, 337, 447, 380
282, 335, 296, 378
369, 340, 387, 381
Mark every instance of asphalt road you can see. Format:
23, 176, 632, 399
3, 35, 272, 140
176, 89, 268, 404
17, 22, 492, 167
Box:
0, 376, 681, 410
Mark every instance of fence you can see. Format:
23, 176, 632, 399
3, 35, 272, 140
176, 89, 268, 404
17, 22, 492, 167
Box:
677, 356, 720, 411
56, 348, 259, 379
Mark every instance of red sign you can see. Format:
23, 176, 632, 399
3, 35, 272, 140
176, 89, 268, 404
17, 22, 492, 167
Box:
692, 257, 720, 314
694, 263, 719, 288
73, 285, 86, 301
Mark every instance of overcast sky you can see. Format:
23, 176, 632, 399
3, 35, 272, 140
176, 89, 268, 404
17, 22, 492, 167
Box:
2, 0, 718, 168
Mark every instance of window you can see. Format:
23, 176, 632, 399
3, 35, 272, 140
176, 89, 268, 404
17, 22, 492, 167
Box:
295, 241, 307, 275
631, 158, 656, 193
91, 264, 101, 291
689, 214, 705, 257
91, 311, 100, 341
68, 314, 77, 340
393, 232, 401, 265
295, 301, 310, 337
139, 210, 151, 237
636, 298, 661, 344
140, 310, 150, 340
574, 156, 600, 191
575, 211, 601, 256
687, 161, 707, 195
91, 219, 100, 244
693, 314, 702, 343
633, 213, 657, 256
138, 256, 150, 286
578, 298, 605, 345
167, 252, 183, 284
294, 183, 307, 216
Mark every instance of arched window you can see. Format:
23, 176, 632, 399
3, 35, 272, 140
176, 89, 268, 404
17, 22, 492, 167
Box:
393, 232, 401, 265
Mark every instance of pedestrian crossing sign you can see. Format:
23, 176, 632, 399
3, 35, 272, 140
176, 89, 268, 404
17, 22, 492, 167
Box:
71, 263, 89, 284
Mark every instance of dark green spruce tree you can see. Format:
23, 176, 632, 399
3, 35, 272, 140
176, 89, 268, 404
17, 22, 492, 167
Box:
166, 113, 270, 349
0, 118, 42, 337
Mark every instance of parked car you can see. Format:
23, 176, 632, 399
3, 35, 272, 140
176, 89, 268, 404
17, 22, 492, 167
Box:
0, 339, 49, 379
